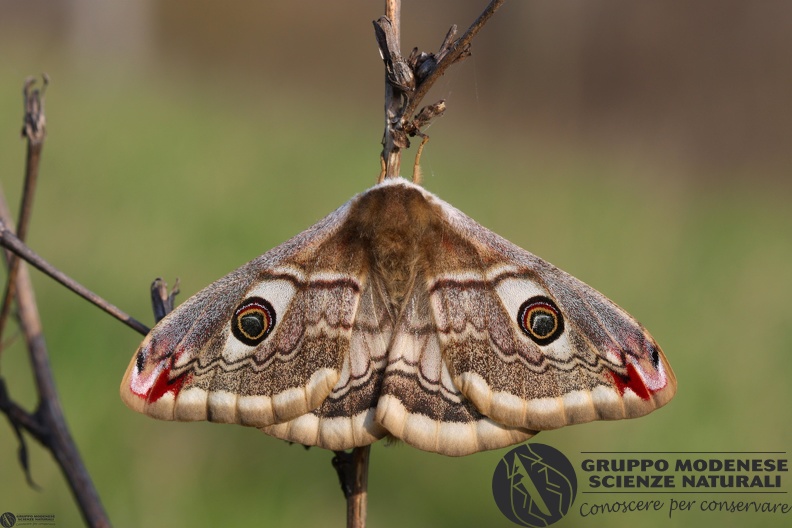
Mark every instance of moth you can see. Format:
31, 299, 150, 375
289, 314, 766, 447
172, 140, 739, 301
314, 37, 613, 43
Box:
121, 176, 676, 456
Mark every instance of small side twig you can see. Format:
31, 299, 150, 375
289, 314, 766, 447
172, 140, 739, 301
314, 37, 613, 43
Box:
402, 0, 505, 120
0, 220, 149, 336
151, 277, 179, 323
0, 378, 41, 488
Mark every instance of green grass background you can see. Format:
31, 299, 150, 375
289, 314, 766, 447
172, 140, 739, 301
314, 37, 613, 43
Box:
1, 50, 791, 527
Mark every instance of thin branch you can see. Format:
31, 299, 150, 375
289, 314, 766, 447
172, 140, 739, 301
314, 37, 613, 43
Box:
385, 0, 400, 37
0, 220, 149, 336
0, 188, 110, 528
0, 75, 48, 348
377, 1, 408, 181
332, 445, 371, 528
347, 446, 370, 528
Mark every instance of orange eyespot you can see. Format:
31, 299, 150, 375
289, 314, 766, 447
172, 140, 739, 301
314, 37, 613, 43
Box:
518, 296, 564, 345
231, 297, 276, 346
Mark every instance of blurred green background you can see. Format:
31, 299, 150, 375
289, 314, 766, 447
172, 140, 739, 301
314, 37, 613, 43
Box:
1, 1, 790, 527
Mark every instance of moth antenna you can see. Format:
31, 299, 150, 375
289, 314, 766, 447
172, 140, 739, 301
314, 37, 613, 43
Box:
411, 133, 429, 184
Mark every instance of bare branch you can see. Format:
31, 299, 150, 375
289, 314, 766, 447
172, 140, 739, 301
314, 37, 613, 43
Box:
0, 188, 110, 528
403, 0, 506, 119
385, 0, 400, 36
0, 75, 49, 348
376, 20, 405, 179
332, 445, 371, 528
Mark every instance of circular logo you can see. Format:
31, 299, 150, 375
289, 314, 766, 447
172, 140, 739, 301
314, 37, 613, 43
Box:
492, 443, 577, 527
0, 512, 16, 528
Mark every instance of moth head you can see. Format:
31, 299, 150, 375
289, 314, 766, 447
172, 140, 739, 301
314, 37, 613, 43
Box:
231, 297, 276, 346
517, 296, 564, 345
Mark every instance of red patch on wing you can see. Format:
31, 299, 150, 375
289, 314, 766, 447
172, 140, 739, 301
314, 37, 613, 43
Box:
147, 363, 189, 403
610, 363, 651, 400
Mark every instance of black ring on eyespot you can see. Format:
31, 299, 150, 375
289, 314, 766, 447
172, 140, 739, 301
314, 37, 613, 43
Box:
517, 296, 564, 345
231, 297, 276, 346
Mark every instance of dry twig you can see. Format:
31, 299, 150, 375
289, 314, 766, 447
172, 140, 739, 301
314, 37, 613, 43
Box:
332, 446, 371, 528
375, 0, 506, 181
0, 76, 48, 351
151, 277, 180, 324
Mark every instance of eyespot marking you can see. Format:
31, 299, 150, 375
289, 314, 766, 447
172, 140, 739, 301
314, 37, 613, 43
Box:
231, 297, 276, 346
517, 296, 564, 345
